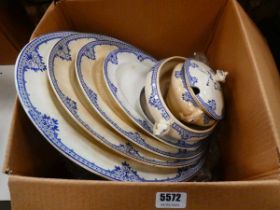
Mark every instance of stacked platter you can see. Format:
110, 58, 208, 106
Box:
15, 32, 227, 182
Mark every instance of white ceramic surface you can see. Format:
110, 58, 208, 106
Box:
15, 32, 204, 182
103, 49, 207, 148
145, 57, 215, 142
47, 34, 200, 168
184, 59, 227, 120
75, 41, 206, 158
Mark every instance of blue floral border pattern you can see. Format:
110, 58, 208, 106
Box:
76, 40, 207, 159
48, 34, 202, 168
184, 59, 223, 120
149, 62, 170, 120
23, 49, 46, 72
55, 42, 72, 60
16, 32, 205, 182
148, 60, 212, 141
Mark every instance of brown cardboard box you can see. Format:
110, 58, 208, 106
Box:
0, 1, 32, 64
4, 0, 280, 209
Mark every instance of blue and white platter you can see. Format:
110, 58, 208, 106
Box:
47, 34, 202, 168
75, 40, 206, 160
15, 32, 204, 181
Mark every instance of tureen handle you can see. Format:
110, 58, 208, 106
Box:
214, 70, 228, 83
153, 119, 172, 136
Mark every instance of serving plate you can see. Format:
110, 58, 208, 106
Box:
47, 34, 200, 168
15, 32, 204, 181
76, 41, 206, 159
103, 49, 205, 148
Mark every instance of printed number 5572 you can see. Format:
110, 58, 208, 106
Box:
160, 193, 181, 202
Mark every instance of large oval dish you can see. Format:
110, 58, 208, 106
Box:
15, 32, 204, 181
47, 34, 202, 168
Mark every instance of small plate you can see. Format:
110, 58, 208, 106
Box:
103, 49, 205, 148
47, 34, 202, 168
75, 41, 206, 159
16, 32, 204, 181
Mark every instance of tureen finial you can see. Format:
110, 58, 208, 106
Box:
214, 70, 228, 83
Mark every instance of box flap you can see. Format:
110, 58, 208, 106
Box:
32, 0, 228, 58
207, 0, 280, 180
31, 2, 72, 40
9, 175, 280, 210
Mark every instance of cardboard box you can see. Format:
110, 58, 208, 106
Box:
0, 1, 32, 64
4, 0, 280, 209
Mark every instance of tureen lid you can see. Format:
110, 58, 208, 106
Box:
183, 58, 227, 120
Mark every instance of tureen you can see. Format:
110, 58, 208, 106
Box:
144, 56, 215, 142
